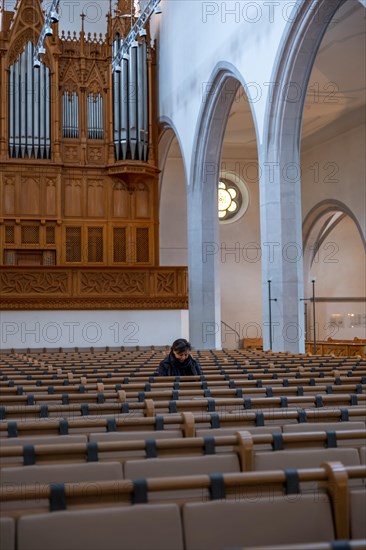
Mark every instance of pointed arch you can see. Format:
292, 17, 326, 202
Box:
157, 119, 188, 267
187, 63, 260, 349
303, 200, 366, 277
259, 0, 351, 352
85, 62, 107, 89
189, 61, 260, 193
60, 60, 81, 89
158, 117, 188, 202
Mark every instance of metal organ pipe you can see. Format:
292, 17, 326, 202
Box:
70, 93, 73, 137
39, 62, 45, 157
20, 49, 26, 158
98, 95, 103, 139
134, 33, 149, 161
14, 60, 19, 157
8, 41, 51, 158
26, 42, 33, 158
112, 34, 149, 161
9, 65, 14, 157
74, 92, 79, 138
141, 35, 148, 162
65, 93, 69, 137
137, 36, 144, 161
62, 92, 65, 135
95, 95, 98, 139
98, 97, 100, 139
113, 37, 120, 158
62, 91, 79, 138
34, 61, 40, 155
92, 95, 95, 139
70, 92, 72, 138
121, 56, 129, 159
66, 92, 69, 137
45, 67, 50, 158
128, 41, 138, 160
87, 94, 89, 138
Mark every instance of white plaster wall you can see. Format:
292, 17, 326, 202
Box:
301, 123, 366, 341
159, 152, 188, 266
156, 0, 293, 174
159, 144, 263, 349
219, 154, 262, 348
301, 124, 366, 240
0, 310, 189, 350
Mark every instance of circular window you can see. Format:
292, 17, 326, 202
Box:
218, 175, 249, 224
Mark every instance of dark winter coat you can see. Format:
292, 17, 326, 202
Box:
157, 352, 202, 376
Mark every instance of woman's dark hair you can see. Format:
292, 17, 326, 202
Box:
171, 338, 192, 354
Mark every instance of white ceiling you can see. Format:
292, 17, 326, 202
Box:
221, 0, 366, 156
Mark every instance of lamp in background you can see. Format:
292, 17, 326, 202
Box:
300, 276, 317, 354
50, 10, 60, 23
311, 277, 316, 354
267, 278, 277, 350
112, 0, 162, 73
330, 314, 343, 327
33, 0, 61, 68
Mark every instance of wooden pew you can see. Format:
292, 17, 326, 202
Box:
1, 406, 365, 441
1, 462, 364, 545
0, 429, 364, 474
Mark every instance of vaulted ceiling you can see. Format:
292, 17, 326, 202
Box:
223, 0, 366, 155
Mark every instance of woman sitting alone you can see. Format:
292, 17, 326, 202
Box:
158, 338, 202, 376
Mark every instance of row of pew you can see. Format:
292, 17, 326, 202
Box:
1, 348, 365, 549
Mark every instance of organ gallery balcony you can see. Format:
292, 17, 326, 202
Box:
0, 266, 188, 310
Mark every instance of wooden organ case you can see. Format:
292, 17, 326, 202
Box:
0, 0, 187, 310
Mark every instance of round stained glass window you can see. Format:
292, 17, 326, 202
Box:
218, 177, 248, 223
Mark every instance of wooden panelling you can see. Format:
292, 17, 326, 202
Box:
305, 342, 365, 357
0, 267, 188, 310
0, 0, 168, 310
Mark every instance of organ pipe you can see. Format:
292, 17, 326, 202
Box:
87, 93, 103, 139
45, 67, 50, 158
113, 35, 149, 161
137, 36, 144, 161
121, 56, 129, 159
128, 41, 138, 160
34, 58, 40, 156
9, 65, 14, 157
62, 91, 79, 138
8, 41, 51, 159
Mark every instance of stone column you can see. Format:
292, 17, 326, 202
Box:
187, 176, 221, 350
187, 73, 240, 350
259, 147, 305, 353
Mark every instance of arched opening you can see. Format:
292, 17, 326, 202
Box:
158, 124, 188, 267
303, 203, 365, 341
219, 85, 261, 349
187, 68, 260, 349
261, 0, 365, 352
301, 0, 366, 344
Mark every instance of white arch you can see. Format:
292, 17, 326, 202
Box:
187, 63, 260, 349
303, 199, 366, 283
260, 0, 348, 352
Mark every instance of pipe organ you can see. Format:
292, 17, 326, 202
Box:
113, 33, 148, 161
0, 0, 185, 311
63, 92, 79, 139
8, 41, 51, 159
87, 93, 103, 140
